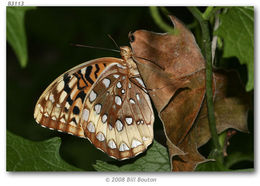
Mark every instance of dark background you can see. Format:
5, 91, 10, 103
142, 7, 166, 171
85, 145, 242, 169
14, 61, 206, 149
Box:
7, 7, 253, 171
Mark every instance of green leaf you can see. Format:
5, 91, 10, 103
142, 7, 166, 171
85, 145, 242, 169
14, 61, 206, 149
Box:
7, 131, 82, 171
93, 140, 170, 172
224, 151, 254, 169
215, 7, 254, 91
7, 7, 35, 68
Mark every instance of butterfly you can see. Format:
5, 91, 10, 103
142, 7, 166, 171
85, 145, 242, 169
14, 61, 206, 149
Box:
34, 46, 154, 160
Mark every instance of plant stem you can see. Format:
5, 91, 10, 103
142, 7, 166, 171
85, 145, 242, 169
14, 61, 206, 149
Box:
149, 6, 176, 33
160, 7, 171, 17
202, 6, 214, 20
188, 7, 223, 163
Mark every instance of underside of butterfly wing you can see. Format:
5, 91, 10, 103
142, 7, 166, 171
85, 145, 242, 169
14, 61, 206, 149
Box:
80, 64, 154, 159
34, 58, 119, 137
34, 56, 154, 160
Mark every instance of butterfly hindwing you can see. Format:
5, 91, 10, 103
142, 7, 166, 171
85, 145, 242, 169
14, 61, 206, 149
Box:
81, 64, 154, 159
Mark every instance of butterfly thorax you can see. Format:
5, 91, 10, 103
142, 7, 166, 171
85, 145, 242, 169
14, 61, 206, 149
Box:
120, 46, 139, 77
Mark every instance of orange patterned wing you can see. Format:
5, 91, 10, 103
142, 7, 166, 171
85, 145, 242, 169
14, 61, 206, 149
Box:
34, 49, 154, 160
34, 57, 119, 137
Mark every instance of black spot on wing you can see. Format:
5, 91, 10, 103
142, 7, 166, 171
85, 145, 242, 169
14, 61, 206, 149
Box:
64, 84, 72, 94
73, 106, 80, 115
85, 66, 94, 84
63, 73, 72, 94
66, 96, 73, 105
94, 64, 100, 78
71, 117, 77, 125
76, 91, 86, 102
63, 73, 70, 84
75, 70, 88, 89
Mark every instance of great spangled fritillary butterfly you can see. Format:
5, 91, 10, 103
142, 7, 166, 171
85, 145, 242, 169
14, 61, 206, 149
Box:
34, 46, 154, 160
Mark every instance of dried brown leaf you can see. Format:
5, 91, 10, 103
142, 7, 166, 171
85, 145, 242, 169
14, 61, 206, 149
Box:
129, 16, 249, 171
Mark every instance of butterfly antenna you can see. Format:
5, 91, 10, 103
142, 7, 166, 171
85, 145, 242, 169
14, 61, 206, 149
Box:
107, 34, 120, 50
70, 43, 120, 53
134, 56, 165, 70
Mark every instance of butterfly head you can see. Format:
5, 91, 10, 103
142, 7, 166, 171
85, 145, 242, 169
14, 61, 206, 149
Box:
120, 46, 132, 61
120, 46, 139, 76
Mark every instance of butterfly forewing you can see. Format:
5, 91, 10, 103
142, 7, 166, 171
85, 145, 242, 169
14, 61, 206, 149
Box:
34, 49, 154, 160
34, 58, 117, 137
